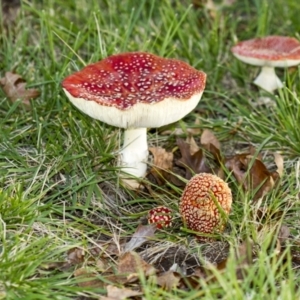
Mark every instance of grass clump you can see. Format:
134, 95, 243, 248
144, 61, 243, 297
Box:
1, 0, 300, 299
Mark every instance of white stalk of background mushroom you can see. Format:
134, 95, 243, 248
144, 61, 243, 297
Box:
231, 36, 300, 93
253, 66, 283, 93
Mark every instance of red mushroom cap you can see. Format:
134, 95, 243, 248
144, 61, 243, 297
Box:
148, 206, 173, 229
62, 52, 206, 128
231, 36, 300, 67
179, 173, 232, 241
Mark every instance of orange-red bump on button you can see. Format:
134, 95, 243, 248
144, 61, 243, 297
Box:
148, 206, 173, 229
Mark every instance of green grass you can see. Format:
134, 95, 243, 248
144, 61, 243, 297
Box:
1, 0, 300, 299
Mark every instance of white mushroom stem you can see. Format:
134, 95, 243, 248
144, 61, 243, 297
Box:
254, 66, 283, 93
119, 127, 148, 178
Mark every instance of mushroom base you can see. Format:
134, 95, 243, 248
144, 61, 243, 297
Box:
119, 127, 148, 180
254, 66, 283, 93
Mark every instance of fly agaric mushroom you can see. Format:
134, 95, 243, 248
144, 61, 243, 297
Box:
231, 36, 300, 93
179, 173, 232, 241
62, 52, 206, 188
148, 206, 173, 229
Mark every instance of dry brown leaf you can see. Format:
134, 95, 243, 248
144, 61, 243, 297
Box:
42, 247, 87, 271
1, 0, 20, 27
179, 271, 203, 290
176, 138, 211, 179
123, 224, 156, 253
200, 129, 222, 163
92, 225, 156, 260
149, 147, 173, 171
149, 147, 174, 185
95, 258, 112, 272
67, 247, 86, 265
201, 129, 221, 151
40, 261, 71, 271
202, 0, 218, 18
273, 152, 284, 177
74, 267, 104, 288
156, 271, 181, 290
0, 71, 40, 105
75, 270, 129, 290
100, 285, 142, 300
225, 153, 275, 201
278, 224, 290, 245
185, 135, 200, 155
117, 251, 157, 279
74, 268, 128, 288
192, 0, 236, 15
223, 0, 236, 4
92, 239, 123, 257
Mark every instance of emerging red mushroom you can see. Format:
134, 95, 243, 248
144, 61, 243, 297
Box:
62, 52, 206, 188
148, 206, 173, 229
231, 36, 300, 93
179, 173, 232, 241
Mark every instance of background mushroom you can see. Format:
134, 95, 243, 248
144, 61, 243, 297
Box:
231, 36, 300, 93
62, 52, 206, 188
179, 173, 232, 241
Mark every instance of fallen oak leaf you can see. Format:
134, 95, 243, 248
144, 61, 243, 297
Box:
185, 135, 200, 155
74, 267, 104, 288
176, 138, 212, 179
122, 224, 156, 253
149, 147, 173, 171
176, 130, 223, 180
67, 247, 86, 265
0, 71, 40, 105
100, 285, 142, 300
1, 0, 20, 28
179, 272, 203, 290
201, 129, 221, 152
273, 152, 284, 177
200, 129, 222, 163
90, 224, 156, 260
149, 147, 174, 185
44, 247, 87, 271
92, 239, 123, 257
278, 224, 290, 245
192, 0, 218, 18
156, 270, 181, 290
225, 153, 275, 201
117, 251, 157, 281
74, 268, 129, 289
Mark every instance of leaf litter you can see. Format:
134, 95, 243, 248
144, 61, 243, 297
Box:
45, 127, 299, 298
0, 71, 40, 106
